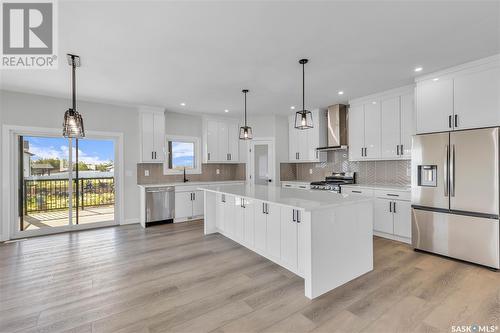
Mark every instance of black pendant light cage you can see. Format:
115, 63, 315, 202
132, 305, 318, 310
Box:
63, 54, 85, 138
239, 89, 253, 140
294, 58, 313, 130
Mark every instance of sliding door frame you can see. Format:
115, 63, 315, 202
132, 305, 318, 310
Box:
2, 125, 124, 240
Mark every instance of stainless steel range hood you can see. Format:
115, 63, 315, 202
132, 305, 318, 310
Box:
316, 104, 348, 151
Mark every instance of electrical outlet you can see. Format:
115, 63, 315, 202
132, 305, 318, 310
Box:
216, 169, 220, 175
309, 168, 313, 175
144, 170, 150, 177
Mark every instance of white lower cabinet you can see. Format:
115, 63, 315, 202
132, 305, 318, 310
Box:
175, 190, 204, 221
374, 198, 394, 234
217, 198, 305, 276
393, 200, 411, 238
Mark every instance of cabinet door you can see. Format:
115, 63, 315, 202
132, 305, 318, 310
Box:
288, 115, 299, 161
306, 110, 321, 161
280, 207, 298, 272
254, 201, 267, 253
141, 112, 155, 162
227, 122, 239, 162
393, 200, 411, 239
192, 191, 204, 217
400, 92, 415, 158
215, 193, 225, 231
416, 79, 453, 134
297, 127, 309, 161
206, 120, 219, 162
380, 97, 400, 159
217, 121, 229, 161
153, 112, 165, 162
224, 195, 235, 237
364, 102, 381, 159
175, 192, 193, 219
243, 199, 255, 248
374, 198, 394, 234
234, 198, 245, 242
348, 105, 365, 161
266, 203, 281, 260
454, 67, 500, 130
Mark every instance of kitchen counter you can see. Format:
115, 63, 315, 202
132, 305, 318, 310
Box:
137, 180, 245, 188
201, 184, 373, 299
200, 184, 372, 211
341, 184, 411, 192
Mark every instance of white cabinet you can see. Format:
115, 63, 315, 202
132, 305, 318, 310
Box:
215, 193, 225, 232
280, 206, 299, 272
234, 197, 245, 242
416, 56, 500, 134
139, 108, 165, 162
374, 198, 395, 234
347, 105, 365, 160
453, 66, 500, 130
175, 190, 204, 221
203, 118, 240, 163
223, 195, 235, 237
349, 86, 413, 161
393, 200, 411, 238
415, 79, 453, 134
266, 203, 281, 261
243, 198, 255, 248
254, 200, 267, 254
288, 109, 327, 162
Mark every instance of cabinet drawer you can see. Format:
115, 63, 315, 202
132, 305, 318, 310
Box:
282, 182, 310, 190
374, 189, 410, 201
342, 187, 374, 196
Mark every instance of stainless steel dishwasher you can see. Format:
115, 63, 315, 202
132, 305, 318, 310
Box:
145, 186, 175, 226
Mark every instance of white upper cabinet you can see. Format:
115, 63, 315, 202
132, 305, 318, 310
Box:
203, 117, 240, 163
415, 78, 454, 133
349, 86, 413, 161
288, 109, 327, 162
416, 55, 500, 134
453, 66, 500, 130
139, 107, 166, 163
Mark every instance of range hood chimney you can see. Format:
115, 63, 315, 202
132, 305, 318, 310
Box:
316, 104, 348, 151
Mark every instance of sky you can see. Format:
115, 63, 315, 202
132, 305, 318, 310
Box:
25, 136, 114, 165
172, 141, 194, 167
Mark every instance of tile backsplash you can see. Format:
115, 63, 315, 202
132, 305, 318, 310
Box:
137, 163, 246, 184
280, 150, 411, 186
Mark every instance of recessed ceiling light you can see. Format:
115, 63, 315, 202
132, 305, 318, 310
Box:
224, 109, 229, 113
372, 101, 377, 105
338, 91, 344, 95
290, 106, 295, 110
180, 102, 186, 106
414, 67, 423, 72
433, 78, 439, 81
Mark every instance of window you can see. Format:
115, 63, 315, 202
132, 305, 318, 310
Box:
163, 135, 201, 175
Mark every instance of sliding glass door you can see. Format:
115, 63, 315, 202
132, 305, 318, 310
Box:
18, 134, 115, 235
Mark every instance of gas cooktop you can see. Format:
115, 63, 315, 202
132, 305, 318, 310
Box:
310, 172, 356, 192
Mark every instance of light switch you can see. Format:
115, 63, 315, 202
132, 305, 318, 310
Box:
216, 169, 220, 175
144, 170, 150, 177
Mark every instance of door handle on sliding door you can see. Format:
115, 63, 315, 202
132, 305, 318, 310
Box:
444, 145, 449, 197
451, 144, 455, 197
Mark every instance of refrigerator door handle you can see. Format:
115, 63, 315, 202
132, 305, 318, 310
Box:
450, 144, 455, 197
444, 145, 449, 197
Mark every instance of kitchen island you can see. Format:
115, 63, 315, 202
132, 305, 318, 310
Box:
199, 184, 374, 299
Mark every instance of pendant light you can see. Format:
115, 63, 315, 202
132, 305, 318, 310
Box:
294, 58, 313, 129
239, 89, 253, 140
63, 54, 85, 138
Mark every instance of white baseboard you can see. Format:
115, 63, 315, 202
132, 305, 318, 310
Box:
121, 218, 140, 225
373, 230, 411, 244
0, 234, 6, 242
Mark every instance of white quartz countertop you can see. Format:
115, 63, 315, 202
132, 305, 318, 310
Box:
341, 184, 411, 192
138, 180, 245, 188
199, 184, 372, 211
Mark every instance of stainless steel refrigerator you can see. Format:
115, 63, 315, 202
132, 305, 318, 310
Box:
412, 127, 499, 269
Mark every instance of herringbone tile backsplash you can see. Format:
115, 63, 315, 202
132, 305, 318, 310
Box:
280, 150, 411, 186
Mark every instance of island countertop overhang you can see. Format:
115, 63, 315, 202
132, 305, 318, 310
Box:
198, 184, 372, 212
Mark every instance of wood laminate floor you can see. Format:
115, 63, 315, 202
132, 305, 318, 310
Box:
1, 220, 498, 333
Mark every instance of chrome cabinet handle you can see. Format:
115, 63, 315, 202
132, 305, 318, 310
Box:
444, 145, 449, 197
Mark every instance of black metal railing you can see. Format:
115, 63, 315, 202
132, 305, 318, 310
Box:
24, 177, 114, 213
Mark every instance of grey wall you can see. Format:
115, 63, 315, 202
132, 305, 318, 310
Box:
0, 90, 140, 239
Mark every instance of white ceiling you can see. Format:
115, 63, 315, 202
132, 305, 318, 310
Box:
1, 1, 499, 117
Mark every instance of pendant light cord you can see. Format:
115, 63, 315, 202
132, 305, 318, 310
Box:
302, 61, 305, 112
71, 56, 76, 111
244, 90, 247, 126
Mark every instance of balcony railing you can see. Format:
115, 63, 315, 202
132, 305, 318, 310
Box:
24, 177, 114, 213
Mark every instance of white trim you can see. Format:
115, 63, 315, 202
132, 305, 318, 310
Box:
349, 84, 414, 106
163, 134, 202, 175
2, 125, 124, 240
246, 137, 276, 185
122, 218, 140, 225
